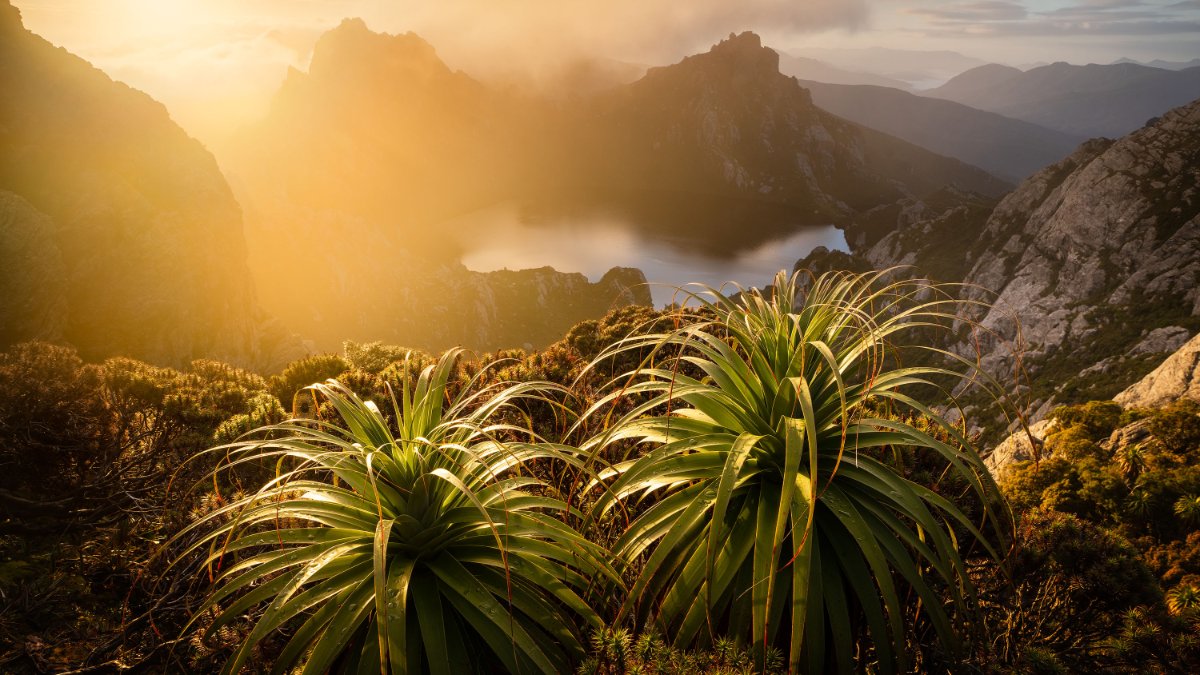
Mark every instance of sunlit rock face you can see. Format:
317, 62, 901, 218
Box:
0, 1, 299, 369
1116, 332, 1200, 409
794, 97, 1200, 440
952, 98, 1200, 419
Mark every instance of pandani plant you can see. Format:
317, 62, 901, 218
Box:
578, 269, 1012, 673
170, 348, 615, 674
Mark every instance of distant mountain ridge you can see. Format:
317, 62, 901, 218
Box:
785, 46, 988, 88
777, 54, 910, 89
558, 32, 1009, 213
1113, 57, 1200, 71
924, 61, 1200, 138
797, 79, 1084, 181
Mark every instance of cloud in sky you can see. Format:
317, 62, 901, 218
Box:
903, 0, 1200, 37
909, 1, 1030, 22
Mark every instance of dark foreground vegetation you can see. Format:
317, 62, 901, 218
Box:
1, 271, 1198, 673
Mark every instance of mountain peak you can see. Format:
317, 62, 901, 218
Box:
639, 30, 783, 90
307, 18, 449, 84
716, 30, 763, 52
704, 31, 779, 74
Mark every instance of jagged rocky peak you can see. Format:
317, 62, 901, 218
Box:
641, 30, 799, 98
698, 31, 780, 76
307, 18, 452, 83
275, 18, 475, 113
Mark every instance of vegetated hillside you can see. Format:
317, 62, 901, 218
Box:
6, 298, 1200, 673
798, 79, 1085, 182
0, 1, 298, 369
924, 61, 1200, 138
986, 391, 1200, 672
0, 191, 65, 345
227, 24, 1007, 353
801, 96, 1200, 439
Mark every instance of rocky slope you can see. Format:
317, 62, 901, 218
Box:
955, 98, 1200, 424
0, 1, 298, 369
987, 329, 1200, 479
924, 62, 1200, 138
798, 96, 1200, 439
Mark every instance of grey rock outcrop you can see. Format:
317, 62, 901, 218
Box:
799, 97, 1200, 444
950, 99, 1200, 431
1101, 418, 1153, 457
986, 327, 1198, 479
984, 418, 1058, 481
1115, 332, 1200, 408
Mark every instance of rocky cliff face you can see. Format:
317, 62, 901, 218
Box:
955, 99, 1200, 425
799, 97, 1200, 439
226, 19, 652, 353
0, 1, 299, 369
313, 259, 651, 354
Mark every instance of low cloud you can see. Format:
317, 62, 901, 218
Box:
360, 0, 871, 69
909, 2, 1028, 23
905, 0, 1200, 37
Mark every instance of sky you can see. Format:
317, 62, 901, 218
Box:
14, 1, 1200, 141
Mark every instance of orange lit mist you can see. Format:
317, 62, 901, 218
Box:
18, 0, 1200, 147
16, 0, 869, 143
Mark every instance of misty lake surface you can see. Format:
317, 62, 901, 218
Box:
449, 198, 849, 307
